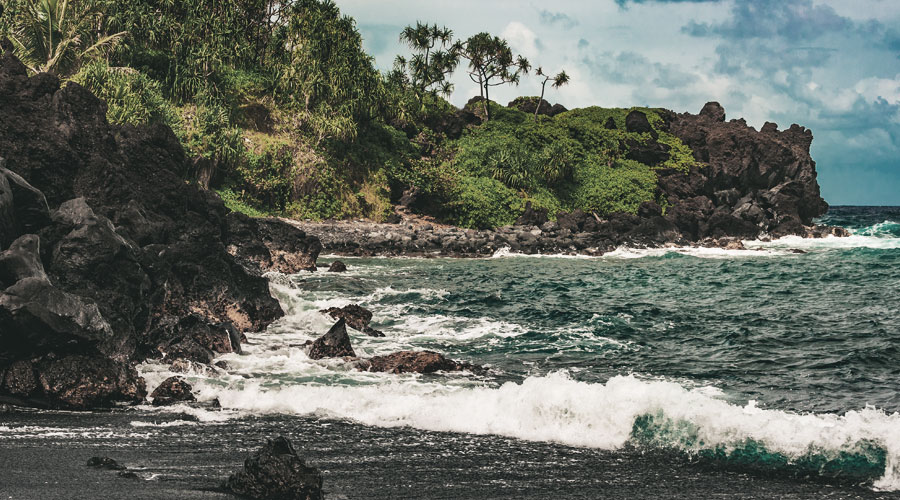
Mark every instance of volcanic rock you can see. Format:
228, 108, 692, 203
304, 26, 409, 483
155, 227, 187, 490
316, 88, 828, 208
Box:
320, 304, 384, 337
150, 376, 196, 406
307, 319, 356, 359
361, 350, 481, 374
224, 436, 323, 500
327, 260, 347, 272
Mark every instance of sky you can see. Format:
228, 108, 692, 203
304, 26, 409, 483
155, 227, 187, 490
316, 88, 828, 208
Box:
334, 0, 900, 206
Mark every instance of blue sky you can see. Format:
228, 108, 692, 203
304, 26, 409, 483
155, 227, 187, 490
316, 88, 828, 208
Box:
334, 0, 900, 205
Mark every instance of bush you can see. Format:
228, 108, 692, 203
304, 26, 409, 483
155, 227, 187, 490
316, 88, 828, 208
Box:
70, 61, 180, 131
447, 176, 523, 229
571, 158, 659, 215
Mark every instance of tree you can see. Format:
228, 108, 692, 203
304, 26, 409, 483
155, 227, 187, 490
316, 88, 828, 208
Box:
9, 0, 126, 76
394, 21, 460, 104
534, 67, 569, 121
459, 32, 530, 121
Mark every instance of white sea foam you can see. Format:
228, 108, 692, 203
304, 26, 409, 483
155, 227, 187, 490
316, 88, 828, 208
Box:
745, 233, 900, 251
177, 370, 900, 489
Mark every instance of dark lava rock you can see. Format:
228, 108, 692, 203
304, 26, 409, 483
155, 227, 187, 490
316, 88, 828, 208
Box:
118, 471, 140, 479
35, 354, 146, 409
328, 260, 347, 273
161, 338, 215, 365
87, 457, 126, 470
663, 102, 829, 238
515, 201, 549, 226
637, 201, 663, 219
150, 376, 196, 406
0, 49, 318, 408
226, 213, 321, 274
604, 116, 617, 130
0, 277, 116, 357
361, 351, 481, 374
508, 96, 552, 116
624, 137, 670, 166
0, 233, 47, 285
320, 304, 384, 338
699, 101, 726, 122
549, 103, 568, 116
224, 436, 323, 500
307, 319, 356, 359
625, 110, 656, 137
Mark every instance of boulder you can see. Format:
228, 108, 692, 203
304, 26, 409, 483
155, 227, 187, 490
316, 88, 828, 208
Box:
320, 304, 384, 338
327, 260, 347, 273
149, 376, 196, 406
603, 117, 617, 130
307, 319, 356, 360
515, 201, 549, 227
508, 96, 552, 116
0, 277, 115, 356
36, 354, 146, 409
699, 101, 726, 122
624, 137, 670, 166
549, 103, 568, 116
224, 436, 323, 500
161, 338, 215, 365
361, 351, 481, 374
0, 234, 47, 285
625, 110, 656, 137
0, 165, 51, 242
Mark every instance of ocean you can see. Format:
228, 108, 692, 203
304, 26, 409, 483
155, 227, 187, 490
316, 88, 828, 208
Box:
2, 206, 900, 499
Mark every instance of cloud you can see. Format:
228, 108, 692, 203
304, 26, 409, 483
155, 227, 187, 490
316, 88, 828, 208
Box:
538, 9, 578, 29
501, 22, 542, 61
616, 0, 722, 7
683, 0, 850, 41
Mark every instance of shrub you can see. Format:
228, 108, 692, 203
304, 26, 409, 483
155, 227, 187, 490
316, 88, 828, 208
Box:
70, 61, 180, 131
447, 176, 523, 229
571, 158, 659, 215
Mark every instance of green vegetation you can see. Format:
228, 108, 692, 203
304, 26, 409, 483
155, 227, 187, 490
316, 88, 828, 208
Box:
1, 0, 700, 228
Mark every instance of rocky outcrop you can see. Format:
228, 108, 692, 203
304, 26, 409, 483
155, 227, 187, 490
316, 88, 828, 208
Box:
307, 319, 356, 359
149, 376, 196, 406
320, 304, 384, 337
0, 47, 319, 408
358, 350, 483, 374
226, 213, 321, 274
660, 102, 832, 238
224, 436, 323, 500
327, 260, 347, 273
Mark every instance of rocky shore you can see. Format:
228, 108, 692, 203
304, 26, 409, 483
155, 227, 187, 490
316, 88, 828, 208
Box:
291, 102, 848, 258
0, 38, 845, 413
0, 44, 320, 409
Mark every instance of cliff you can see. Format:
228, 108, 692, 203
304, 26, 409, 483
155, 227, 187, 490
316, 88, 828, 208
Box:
0, 46, 320, 409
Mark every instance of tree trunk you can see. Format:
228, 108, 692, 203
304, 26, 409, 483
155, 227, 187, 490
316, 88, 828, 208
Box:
484, 80, 491, 121
535, 80, 547, 122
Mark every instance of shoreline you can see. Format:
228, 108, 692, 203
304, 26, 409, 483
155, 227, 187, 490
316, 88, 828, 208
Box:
285, 217, 848, 259
2, 408, 898, 500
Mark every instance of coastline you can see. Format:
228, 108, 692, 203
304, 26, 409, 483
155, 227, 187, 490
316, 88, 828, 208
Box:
285, 216, 848, 259
3, 407, 899, 500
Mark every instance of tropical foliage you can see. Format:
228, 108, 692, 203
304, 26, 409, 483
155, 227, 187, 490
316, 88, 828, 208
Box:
0, 0, 700, 228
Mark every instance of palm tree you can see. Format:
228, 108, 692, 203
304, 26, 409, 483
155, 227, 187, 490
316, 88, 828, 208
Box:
10, 0, 126, 76
534, 67, 570, 121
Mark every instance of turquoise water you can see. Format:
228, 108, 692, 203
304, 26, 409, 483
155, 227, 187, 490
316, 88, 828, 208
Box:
133, 206, 900, 489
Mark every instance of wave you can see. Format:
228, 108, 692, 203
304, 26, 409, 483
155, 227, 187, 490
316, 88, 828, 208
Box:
163, 370, 900, 489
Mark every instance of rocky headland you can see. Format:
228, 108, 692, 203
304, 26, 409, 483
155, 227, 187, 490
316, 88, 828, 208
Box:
291, 102, 847, 257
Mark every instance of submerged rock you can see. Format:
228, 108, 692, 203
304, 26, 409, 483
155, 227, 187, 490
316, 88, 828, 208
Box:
224, 436, 323, 500
360, 350, 482, 375
320, 304, 384, 337
150, 376, 196, 406
307, 319, 356, 359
